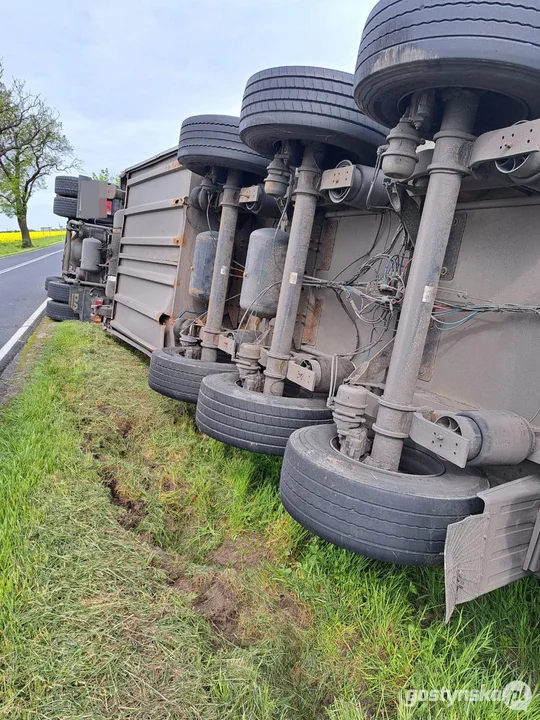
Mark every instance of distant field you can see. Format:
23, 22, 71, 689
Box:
0, 231, 64, 258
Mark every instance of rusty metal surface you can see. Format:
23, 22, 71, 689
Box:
418, 324, 441, 383
315, 218, 339, 272
441, 212, 467, 281
301, 296, 323, 347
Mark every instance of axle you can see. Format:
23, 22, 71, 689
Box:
263, 146, 321, 396
200, 168, 243, 362
368, 89, 480, 471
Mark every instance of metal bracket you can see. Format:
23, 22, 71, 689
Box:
409, 412, 471, 468
238, 185, 261, 204
469, 118, 540, 168
95, 303, 112, 319
347, 339, 394, 385
287, 360, 317, 391
217, 333, 235, 356
320, 164, 354, 192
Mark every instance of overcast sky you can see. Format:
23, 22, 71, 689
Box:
0, 0, 377, 229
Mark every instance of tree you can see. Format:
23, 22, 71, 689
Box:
0, 64, 44, 159
92, 168, 120, 185
0, 76, 76, 248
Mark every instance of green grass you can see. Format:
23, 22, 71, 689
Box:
0, 321, 538, 719
0, 233, 64, 258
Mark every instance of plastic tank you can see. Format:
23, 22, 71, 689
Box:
240, 227, 289, 319
189, 231, 218, 304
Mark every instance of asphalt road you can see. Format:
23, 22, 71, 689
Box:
0, 242, 64, 349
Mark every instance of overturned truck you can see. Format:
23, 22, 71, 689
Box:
46, 174, 124, 322
48, 0, 540, 617
148, 4, 540, 617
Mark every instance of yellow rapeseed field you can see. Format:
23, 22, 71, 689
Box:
0, 230, 64, 243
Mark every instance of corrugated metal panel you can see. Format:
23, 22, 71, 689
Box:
110, 148, 206, 353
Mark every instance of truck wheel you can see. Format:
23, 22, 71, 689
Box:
177, 115, 268, 180
46, 299, 78, 322
54, 176, 79, 198
53, 196, 78, 220
148, 348, 237, 404
47, 279, 70, 303
44, 275, 62, 292
280, 424, 488, 566
239, 66, 388, 168
354, 0, 540, 134
196, 372, 333, 456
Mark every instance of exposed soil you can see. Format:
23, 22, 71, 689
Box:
193, 576, 240, 638
210, 533, 269, 570
102, 471, 146, 530
114, 418, 133, 438
95, 424, 305, 646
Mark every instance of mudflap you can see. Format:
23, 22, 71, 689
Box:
444, 475, 540, 622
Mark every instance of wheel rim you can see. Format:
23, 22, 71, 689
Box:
329, 436, 445, 478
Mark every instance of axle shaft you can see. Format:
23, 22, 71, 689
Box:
368, 90, 479, 471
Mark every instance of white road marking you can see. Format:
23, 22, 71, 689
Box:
0, 248, 63, 276
0, 300, 48, 364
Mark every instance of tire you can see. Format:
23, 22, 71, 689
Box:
54, 176, 79, 198
280, 424, 489, 566
178, 115, 268, 180
196, 372, 333, 456
44, 275, 62, 292
239, 66, 388, 168
354, 0, 540, 134
148, 348, 237, 404
47, 279, 70, 303
53, 195, 78, 219
46, 299, 78, 322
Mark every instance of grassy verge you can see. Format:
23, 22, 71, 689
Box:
0, 233, 64, 258
0, 321, 538, 719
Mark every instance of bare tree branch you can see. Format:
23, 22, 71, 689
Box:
0, 63, 78, 247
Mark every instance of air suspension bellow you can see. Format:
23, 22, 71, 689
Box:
496, 150, 540, 190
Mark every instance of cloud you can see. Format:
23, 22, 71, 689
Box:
0, 0, 376, 228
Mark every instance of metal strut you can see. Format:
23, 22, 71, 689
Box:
263, 145, 321, 396
200, 168, 243, 362
368, 89, 480, 472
